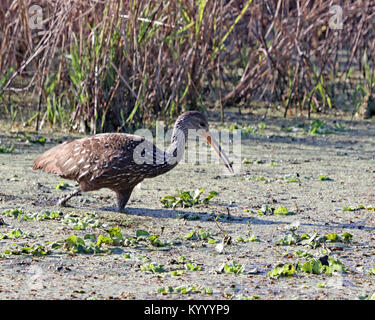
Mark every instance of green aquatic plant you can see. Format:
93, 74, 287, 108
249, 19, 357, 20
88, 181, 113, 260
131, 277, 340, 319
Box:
161, 189, 218, 208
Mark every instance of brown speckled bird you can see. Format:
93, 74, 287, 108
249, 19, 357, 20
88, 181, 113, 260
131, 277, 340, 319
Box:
33, 111, 233, 210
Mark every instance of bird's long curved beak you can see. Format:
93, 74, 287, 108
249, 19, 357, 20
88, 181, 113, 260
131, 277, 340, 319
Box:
199, 130, 234, 174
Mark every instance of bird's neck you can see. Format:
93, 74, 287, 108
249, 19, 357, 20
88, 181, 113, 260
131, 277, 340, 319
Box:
166, 124, 187, 164
142, 122, 188, 178
141, 114, 194, 180
147, 123, 187, 178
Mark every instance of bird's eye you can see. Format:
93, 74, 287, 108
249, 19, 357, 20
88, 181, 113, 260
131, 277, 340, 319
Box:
200, 122, 205, 127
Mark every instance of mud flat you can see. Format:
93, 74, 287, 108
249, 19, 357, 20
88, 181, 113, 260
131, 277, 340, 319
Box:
0, 115, 374, 300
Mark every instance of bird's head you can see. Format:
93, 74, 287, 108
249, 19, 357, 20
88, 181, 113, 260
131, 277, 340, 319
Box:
174, 111, 234, 174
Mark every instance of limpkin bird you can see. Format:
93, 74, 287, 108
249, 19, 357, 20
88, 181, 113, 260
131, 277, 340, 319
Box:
33, 111, 234, 210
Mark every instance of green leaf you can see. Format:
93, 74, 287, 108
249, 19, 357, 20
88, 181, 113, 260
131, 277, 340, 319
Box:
323, 258, 347, 275
185, 263, 201, 271
96, 234, 113, 247
274, 206, 288, 215
274, 206, 295, 216
318, 174, 333, 181
268, 263, 298, 278
223, 261, 244, 274
56, 180, 71, 191
236, 236, 245, 243
9, 229, 23, 239
140, 263, 166, 273
0, 144, 15, 153
106, 227, 123, 242
193, 188, 204, 200
136, 229, 150, 238
302, 259, 323, 275
161, 189, 218, 208
325, 233, 339, 242
342, 206, 353, 211
65, 235, 78, 245
148, 235, 165, 247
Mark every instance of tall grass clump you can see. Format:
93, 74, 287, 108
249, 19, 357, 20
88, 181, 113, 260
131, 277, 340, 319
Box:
0, 0, 374, 133
0, 0, 252, 132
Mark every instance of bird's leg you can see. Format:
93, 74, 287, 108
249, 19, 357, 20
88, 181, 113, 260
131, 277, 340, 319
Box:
57, 187, 81, 207
116, 188, 134, 211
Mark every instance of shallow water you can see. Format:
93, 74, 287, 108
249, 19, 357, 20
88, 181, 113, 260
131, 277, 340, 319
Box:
0, 115, 374, 300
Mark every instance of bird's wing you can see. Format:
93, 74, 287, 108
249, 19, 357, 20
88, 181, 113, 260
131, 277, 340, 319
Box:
33, 133, 145, 182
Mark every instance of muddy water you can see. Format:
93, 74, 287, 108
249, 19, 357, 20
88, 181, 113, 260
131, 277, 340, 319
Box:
0, 115, 374, 300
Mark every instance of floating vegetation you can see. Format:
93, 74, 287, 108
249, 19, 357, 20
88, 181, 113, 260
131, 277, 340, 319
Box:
268, 257, 347, 278
0, 144, 15, 153
161, 189, 218, 209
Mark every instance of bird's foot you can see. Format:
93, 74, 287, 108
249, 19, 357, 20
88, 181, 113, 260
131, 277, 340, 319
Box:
57, 198, 68, 207
56, 188, 82, 207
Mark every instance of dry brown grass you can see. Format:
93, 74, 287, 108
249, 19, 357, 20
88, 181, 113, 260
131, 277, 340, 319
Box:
0, 0, 374, 133
222, 0, 375, 119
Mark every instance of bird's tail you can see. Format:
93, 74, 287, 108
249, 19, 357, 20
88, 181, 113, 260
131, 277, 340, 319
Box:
33, 144, 65, 175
